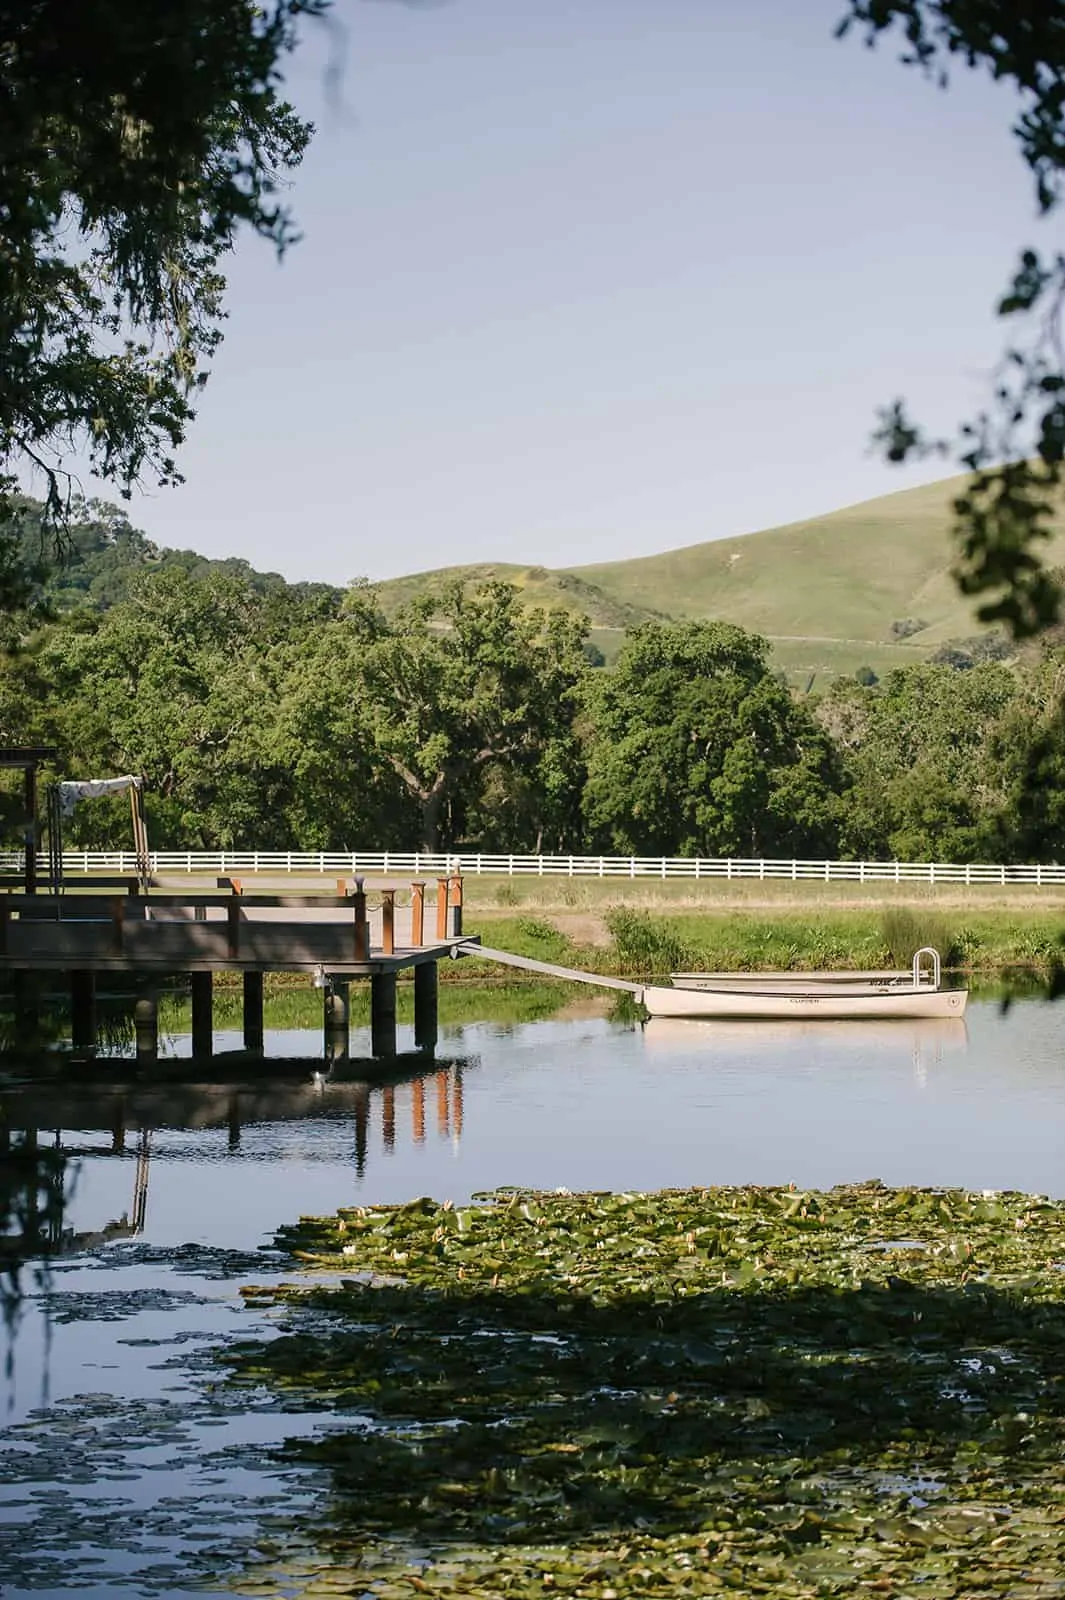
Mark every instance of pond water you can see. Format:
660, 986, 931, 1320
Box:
1, 991, 1064, 1594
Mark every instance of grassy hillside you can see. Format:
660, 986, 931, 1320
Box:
377, 473, 1065, 682
375, 561, 666, 633
565, 475, 1014, 643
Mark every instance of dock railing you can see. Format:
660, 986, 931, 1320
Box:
5, 850, 1065, 887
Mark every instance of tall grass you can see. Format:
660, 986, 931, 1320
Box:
605, 908, 695, 976
880, 906, 962, 968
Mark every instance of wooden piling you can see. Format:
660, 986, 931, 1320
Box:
70, 969, 96, 1053
191, 971, 213, 1058
243, 970, 264, 1052
411, 882, 424, 946
436, 878, 448, 941
370, 970, 397, 1058
12, 970, 38, 1036
324, 978, 349, 1063
134, 990, 159, 1063
381, 888, 395, 955
414, 960, 438, 1052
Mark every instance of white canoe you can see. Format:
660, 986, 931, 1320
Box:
641, 982, 968, 1020
671, 969, 923, 991
668, 975, 926, 996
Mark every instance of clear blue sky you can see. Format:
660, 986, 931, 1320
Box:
108, 0, 1048, 583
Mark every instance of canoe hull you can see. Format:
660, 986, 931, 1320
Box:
642, 984, 968, 1020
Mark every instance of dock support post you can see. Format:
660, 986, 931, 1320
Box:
370, 971, 397, 1058
324, 979, 349, 1064
134, 990, 159, 1064
191, 971, 213, 1059
12, 971, 39, 1039
243, 971, 264, 1053
414, 961, 438, 1052
70, 970, 96, 1054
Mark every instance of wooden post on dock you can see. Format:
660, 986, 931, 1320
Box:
243, 971, 264, 1053
134, 990, 158, 1064
24, 761, 37, 896
414, 960, 438, 1052
381, 889, 395, 955
436, 878, 448, 941
324, 979, 349, 1063
353, 877, 369, 962
370, 970, 397, 1057
70, 970, 96, 1054
448, 872, 463, 938
411, 882, 424, 946
191, 971, 213, 1059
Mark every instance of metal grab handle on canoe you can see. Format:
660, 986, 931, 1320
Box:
913, 947, 941, 989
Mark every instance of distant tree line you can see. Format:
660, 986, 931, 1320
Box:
4, 501, 1065, 863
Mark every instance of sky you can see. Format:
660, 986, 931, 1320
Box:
73, 0, 1053, 584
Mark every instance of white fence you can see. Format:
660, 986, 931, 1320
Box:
4, 849, 1065, 886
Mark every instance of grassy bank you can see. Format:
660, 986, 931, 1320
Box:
221, 1183, 1065, 1600
466, 903, 1065, 974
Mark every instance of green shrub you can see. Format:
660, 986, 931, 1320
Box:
605, 907, 695, 976
513, 917, 574, 964
881, 906, 962, 968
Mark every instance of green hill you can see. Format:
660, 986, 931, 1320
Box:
376, 473, 1065, 683
375, 561, 667, 633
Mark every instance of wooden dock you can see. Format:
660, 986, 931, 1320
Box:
1, 874, 470, 1061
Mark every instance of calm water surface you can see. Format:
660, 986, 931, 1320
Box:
1, 995, 1063, 1593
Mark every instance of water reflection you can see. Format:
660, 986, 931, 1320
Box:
644, 1016, 969, 1088
643, 1017, 969, 1052
1, 1055, 472, 1244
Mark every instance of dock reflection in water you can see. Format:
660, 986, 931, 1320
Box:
2, 1052, 472, 1255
